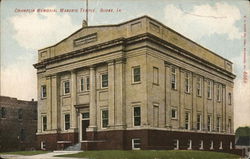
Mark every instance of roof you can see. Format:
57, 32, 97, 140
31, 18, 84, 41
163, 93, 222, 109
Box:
236, 136, 250, 146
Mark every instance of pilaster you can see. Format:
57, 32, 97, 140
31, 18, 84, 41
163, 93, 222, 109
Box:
108, 60, 115, 128
71, 70, 77, 130
165, 62, 171, 128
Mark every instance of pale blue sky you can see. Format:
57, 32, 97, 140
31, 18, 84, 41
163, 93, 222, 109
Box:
1, 0, 249, 127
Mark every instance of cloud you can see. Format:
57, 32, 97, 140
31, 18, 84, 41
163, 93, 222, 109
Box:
164, 2, 242, 40
9, 7, 79, 50
0, 56, 37, 101
234, 76, 250, 129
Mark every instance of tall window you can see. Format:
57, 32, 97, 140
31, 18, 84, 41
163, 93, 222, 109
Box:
80, 78, 84, 91
228, 93, 232, 105
41, 85, 47, 98
207, 81, 212, 99
64, 114, 70, 130
208, 115, 212, 132
18, 109, 23, 120
185, 72, 190, 93
20, 128, 25, 142
86, 77, 90, 90
63, 81, 70, 94
153, 105, 159, 127
216, 84, 221, 101
185, 112, 190, 130
42, 116, 47, 131
216, 117, 221, 132
133, 106, 141, 126
101, 109, 109, 128
101, 73, 108, 88
0, 107, 7, 118
153, 67, 159, 85
197, 114, 202, 131
197, 77, 202, 96
171, 67, 177, 89
171, 108, 177, 119
133, 66, 141, 83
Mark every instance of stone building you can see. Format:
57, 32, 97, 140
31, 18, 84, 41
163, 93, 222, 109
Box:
0, 96, 37, 152
34, 16, 236, 152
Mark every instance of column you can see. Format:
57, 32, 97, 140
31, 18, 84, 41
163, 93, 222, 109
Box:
88, 66, 97, 130
108, 60, 115, 128
192, 74, 197, 130
51, 74, 58, 131
46, 76, 52, 130
179, 68, 185, 129
115, 58, 126, 129
71, 70, 77, 130
165, 63, 171, 128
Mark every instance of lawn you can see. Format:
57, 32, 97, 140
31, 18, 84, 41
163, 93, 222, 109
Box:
57, 150, 240, 159
0, 150, 49, 156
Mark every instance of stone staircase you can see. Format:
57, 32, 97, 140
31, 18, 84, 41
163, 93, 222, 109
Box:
64, 143, 81, 151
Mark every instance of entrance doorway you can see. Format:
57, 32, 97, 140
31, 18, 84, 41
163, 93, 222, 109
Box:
81, 112, 89, 141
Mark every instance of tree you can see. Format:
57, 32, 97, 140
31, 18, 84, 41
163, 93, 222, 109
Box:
235, 126, 250, 137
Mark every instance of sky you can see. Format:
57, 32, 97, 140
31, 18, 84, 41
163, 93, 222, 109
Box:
0, 0, 249, 129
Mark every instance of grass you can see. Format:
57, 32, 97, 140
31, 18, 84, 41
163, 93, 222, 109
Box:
56, 150, 240, 159
0, 150, 49, 156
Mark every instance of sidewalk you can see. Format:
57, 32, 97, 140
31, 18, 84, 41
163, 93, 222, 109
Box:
0, 151, 87, 159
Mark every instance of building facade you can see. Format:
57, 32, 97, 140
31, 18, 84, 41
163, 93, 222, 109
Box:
34, 16, 236, 152
0, 96, 37, 152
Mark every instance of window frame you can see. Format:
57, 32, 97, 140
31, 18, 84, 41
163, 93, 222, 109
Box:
64, 114, 70, 131
132, 138, 141, 150
132, 66, 141, 83
42, 115, 47, 132
63, 80, 70, 95
197, 77, 202, 97
171, 67, 177, 90
101, 109, 109, 129
216, 116, 221, 132
133, 106, 141, 127
80, 77, 84, 92
184, 72, 190, 93
101, 73, 108, 88
228, 93, 232, 105
171, 108, 178, 120
207, 80, 212, 99
216, 84, 221, 102
185, 112, 190, 130
173, 139, 179, 150
197, 114, 202, 131
199, 140, 204, 150
0, 107, 7, 119
207, 115, 212, 132
41, 85, 47, 99
153, 67, 159, 85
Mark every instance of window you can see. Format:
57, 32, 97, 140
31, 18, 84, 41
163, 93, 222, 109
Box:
219, 141, 223, 150
0, 107, 7, 118
171, 67, 177, 89
185, 72, 190, 93
210, 141, 214, 150
171, 108, 177, 119
173, 139, 179, 150
133, 106, 141, 126
216, 117, 221, 132
197, 77, 202, 96
41, 85, 47, 98
82, 112, 89, 119
153, 67, 159, 85
101, 109, 109, 128
208, 115, 212, 132
230, 141, 233, 149
228, 119, 232, 133
132, 138, 141, 150
153, 105, 159, 127
185, 112, 190, 130
86, 77, 90, 90
207, 81, 212, 99
101, 73, 108, 88
199, 140, 204, 150
64, 114, 70, 130
133, 66, 141, 83
197, 114, 202, 131
216, 84, 221, 101
20, 128, 25, 142
42, 116, 47, 131
63, 81, 70, 94
228, 93, 232, 105
188, 140, 192, 150
41, 141, 46, 150
18, 109, 23, 120
80, 78, 84, 91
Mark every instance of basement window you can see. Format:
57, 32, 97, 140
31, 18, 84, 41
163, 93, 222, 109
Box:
41, 141, 46, 150
173, 139, 179, 150
199, 140, 204, 150
210, 141, 214, 150
132, 138, 141, 150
